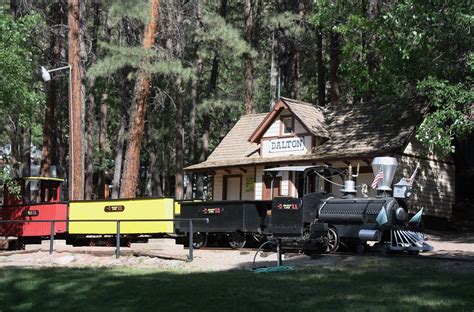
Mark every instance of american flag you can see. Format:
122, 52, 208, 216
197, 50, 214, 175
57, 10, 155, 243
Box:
408, 166, 419, 187
371, 169, 384, 189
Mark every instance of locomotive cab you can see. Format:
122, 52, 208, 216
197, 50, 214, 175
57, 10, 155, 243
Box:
266, 166, 340, 254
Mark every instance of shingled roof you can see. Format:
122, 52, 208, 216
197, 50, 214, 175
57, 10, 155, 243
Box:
202, 113, 266, 163
185, 98, 427, 171
279, 97, 329, 138
312, 100, 428, 158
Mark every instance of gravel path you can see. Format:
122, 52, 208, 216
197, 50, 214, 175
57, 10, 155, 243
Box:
0, 231, 472, 272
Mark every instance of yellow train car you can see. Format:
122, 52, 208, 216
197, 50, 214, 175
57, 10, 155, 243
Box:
68, 198, 175, 234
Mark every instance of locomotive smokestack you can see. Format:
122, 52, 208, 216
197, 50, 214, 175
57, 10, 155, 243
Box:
371, 157, 398, 191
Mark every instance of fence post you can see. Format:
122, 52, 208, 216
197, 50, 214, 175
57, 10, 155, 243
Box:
116, 220, 121, 259
188, 220, 193, 262
49, 221, 55, 254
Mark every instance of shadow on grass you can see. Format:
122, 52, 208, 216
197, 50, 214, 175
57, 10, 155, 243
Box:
1, 257, 473, 312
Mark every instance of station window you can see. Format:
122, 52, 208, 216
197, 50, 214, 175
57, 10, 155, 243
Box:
282, 117, 293, 135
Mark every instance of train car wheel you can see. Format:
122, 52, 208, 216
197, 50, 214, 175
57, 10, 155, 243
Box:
105, 239, 115, 247
228, 231, 246, 249
12, 239, 25, 250
326, 227, 340, 253
88, 239, 97, 247
192, 232, 207, 249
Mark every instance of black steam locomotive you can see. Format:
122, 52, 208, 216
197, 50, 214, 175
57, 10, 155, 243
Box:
179, 157, 432, 256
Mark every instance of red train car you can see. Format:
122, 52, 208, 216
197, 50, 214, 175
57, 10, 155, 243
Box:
1, 177, 68, 243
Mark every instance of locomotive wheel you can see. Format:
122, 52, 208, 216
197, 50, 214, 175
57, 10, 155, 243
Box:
104, 239, 115, 247
228, 231, 246, 249
326, 227, 340, 253
355, 243, 367, 254
88, 239, 97, 247
380, 243, 392, 255
192, 232, 207, 249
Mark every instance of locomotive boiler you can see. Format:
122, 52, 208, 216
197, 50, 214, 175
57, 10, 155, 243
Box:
269, 157, 432, 256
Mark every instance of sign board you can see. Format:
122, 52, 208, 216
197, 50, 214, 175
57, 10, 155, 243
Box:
268, 137, 305, 153
104, 205, 125, 212
245, 177, 254, 192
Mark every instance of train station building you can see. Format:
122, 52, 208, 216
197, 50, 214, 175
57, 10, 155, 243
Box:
185, 97, 455, 219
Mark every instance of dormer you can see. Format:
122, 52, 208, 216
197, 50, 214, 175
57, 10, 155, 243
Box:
248, 98, 329, 158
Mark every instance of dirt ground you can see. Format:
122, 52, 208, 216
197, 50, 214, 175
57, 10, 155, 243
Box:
0, 230, 473, 272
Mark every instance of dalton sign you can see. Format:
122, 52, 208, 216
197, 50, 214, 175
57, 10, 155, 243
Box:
269, 137, 305, 153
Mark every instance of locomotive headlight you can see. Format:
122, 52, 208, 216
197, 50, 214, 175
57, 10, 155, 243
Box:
395, 207, 408, 221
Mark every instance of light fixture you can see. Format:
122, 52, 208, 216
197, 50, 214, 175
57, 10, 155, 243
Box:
40, 66, 51, 81
39, 64, 74, 200
40, 65, 71, 82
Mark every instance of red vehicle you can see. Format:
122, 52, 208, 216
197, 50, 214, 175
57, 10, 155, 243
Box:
1, 177, 68, 247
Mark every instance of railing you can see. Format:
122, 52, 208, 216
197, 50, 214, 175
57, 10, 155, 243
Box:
0, 218, 209, 261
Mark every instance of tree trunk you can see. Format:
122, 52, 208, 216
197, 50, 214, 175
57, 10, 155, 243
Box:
120, 0, 160, 198
289, 48, 300, 99
367, 0, 379, 79
40, 1, 63, 177
175, 77, 184, 200
270, 30, 279, 108
196, 113, 209, 199
329, 30, 341, 105
111, 110, 127, 199
174, 1, 185, 200
22, 126, 31, 201
244, 0, 253, 114
149, 149, 162, 196
316, 25, 325, 106
8, 119, 21, 178
98, 13, 112, 199
9, 0, 17, 17
84, 2, 100, 200
68, 0, 85, 200
97, 92, 108, 198
186, 0, 203, 200
55, 111, 67, 179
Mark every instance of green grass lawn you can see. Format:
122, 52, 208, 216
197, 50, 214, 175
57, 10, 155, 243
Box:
1, 257, 473, 311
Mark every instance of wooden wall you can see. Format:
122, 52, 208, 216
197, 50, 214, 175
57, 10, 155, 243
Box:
398, 138, 455, 218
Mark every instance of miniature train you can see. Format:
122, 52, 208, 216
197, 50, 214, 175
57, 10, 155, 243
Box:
179, 157, 432, 255
0, 177, 175, 248
0, 157, 432, 256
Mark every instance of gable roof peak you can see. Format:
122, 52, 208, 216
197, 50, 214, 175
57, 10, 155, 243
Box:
248, 97, 329, 143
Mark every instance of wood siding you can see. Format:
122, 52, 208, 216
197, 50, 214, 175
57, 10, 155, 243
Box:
397, 156, 454, 218
398, 138, 455, 218
280, 170, 289, 196
255, 166, 263, 200
213, 173, 224, 200
263, 119, 280, 138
